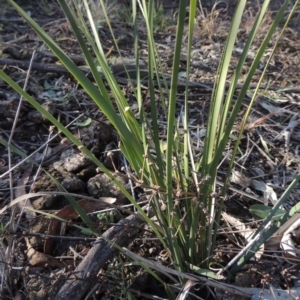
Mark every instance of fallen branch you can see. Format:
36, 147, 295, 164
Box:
1, 58, 298, 92
54, 213, 144, 300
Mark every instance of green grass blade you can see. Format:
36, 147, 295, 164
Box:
229, 172, 300, 275
6, 0, 146, 170
164, 0, 188, 272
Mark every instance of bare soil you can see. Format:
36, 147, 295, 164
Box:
1, 0, 300, 299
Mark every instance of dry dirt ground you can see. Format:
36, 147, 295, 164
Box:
1, 0, 300, 299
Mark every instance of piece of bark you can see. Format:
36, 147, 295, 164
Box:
54, 214, 144, 300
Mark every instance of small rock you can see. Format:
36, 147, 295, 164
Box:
78, 120, 117, 155
32, 194, 58, 210
62, 175, 85, 192
87, 173, 129, 205
63, 153, 90, 173
76, 165, 97, 180
53, 160, 65, 174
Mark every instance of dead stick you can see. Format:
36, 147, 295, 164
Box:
54, 214, 144, 300
1, 57, 299, 92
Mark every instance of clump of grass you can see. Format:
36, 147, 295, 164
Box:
1, 0, 300, 298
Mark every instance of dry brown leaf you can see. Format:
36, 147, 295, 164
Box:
230, 170, 251, 188
222, 212, 263, 259
25, 237, 64, 268
251, 180, 277, 205
44, 198, 116, 254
